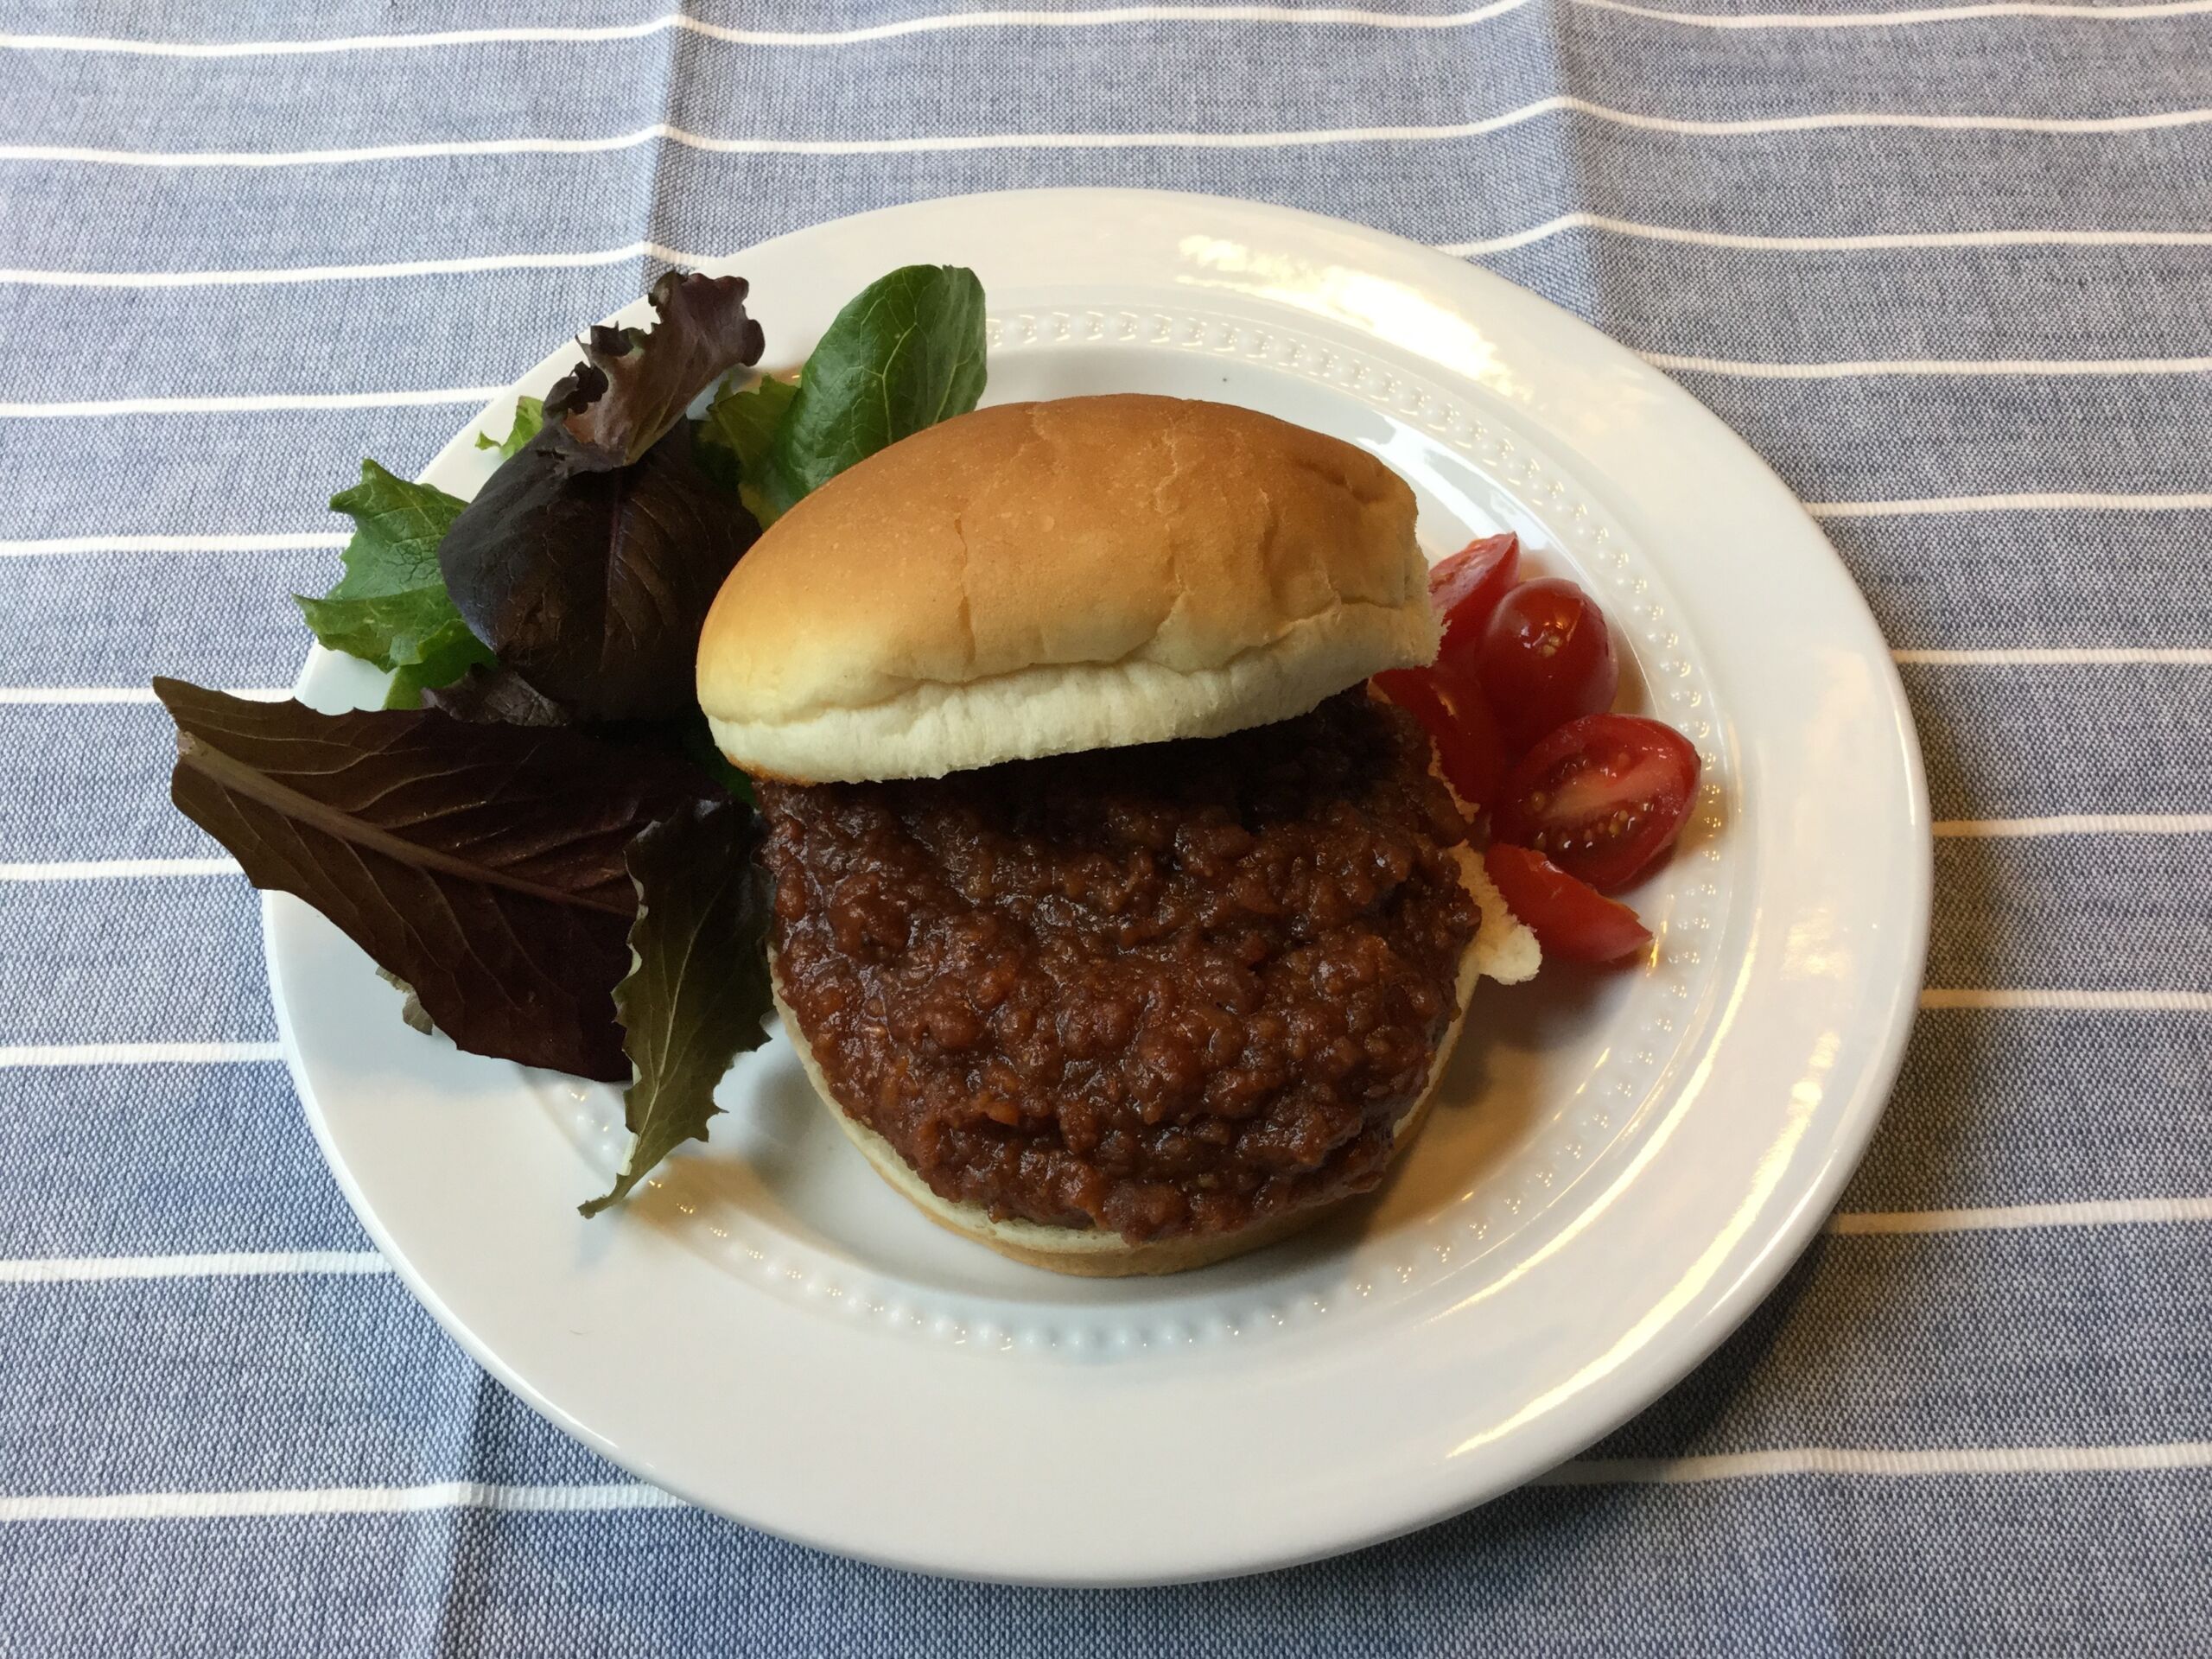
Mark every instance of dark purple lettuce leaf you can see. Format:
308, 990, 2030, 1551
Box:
437, 417, 755, 721
546, 270, 766, 469
157, 678, 714, 1081
582, 798, 773, 1216
437, 270, 765, 722
427, 666, 752, 805
425, 664, 572, 727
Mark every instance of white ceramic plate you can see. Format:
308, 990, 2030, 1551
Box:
270, 188, 1930, 1586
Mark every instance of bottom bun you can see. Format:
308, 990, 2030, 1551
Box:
772, 848, 1508, 1277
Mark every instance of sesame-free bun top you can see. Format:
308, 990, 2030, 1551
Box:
696, 394, 1435, 782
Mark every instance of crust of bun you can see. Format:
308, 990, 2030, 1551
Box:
698, 396, 1434, 783
771, 844, 1526, 1277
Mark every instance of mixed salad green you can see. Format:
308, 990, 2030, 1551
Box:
157, 264, 990, 1213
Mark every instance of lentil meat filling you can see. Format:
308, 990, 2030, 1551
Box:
760, 691, 1478, 1243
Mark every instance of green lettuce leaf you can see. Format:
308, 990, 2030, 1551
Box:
384, 642, 494, 711
697, 372, 798, 522
753, 265, 986, 520
474, 396, 544, 459
582, 798, 774, 1216
295, 460, 493, 709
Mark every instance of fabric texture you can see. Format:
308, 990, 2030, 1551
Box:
3, 0, 2210, 1649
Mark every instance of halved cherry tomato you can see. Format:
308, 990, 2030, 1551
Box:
1493, 714, 1700, 893
1372, 658, 1510, 810
1431, 532, 1520, 658
1484, 844, 1652, 965
1477, 577, 1618, 750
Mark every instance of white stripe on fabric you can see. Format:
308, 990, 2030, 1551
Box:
0, 245, 690, 289
1811, 494, 2212, 518
1577, 0, 2212, 24
0, 1482, 687, 1522
0, 532, 347, 556
1, 0, 2204, 58
0, 687, 290, 703
1830, 1197, 2212, 1234
1649, 352, 2212, 378
1445, 217, 2212, 256
1932, 815, 2212, 836
1920, 988, 2212, 1012
0, 1251, 385, 1283
9, 1444, 2211, 1522
0, 3, 1538, 57
1894, 646, 2212, 664
0, 243, 690, 289
0, 859, 240, 880
12, 102, 2212, 170
1540, 1442, 2212, 1486
19, 215, 2212, 291
0, 1043, 285, 1067
0, 388, 502, 417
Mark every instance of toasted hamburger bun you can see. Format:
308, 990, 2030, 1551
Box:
697, 394, 1436, 783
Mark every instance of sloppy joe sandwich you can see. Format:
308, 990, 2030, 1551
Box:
698, 394, 1535, 1275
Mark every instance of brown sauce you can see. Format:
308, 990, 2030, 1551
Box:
758, 692, 1477, 1243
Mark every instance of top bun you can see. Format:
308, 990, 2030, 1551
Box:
696, 394, 1435, 782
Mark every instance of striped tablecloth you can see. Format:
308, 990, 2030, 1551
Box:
4, 0, 2210, 1650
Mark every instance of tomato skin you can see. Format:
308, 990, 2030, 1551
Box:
1484, 844, 1652, 965
1494, 714, 1700, 893
1477, 578, 1618, 750
1372, 659, 1510, 810
1431, 533, 1520, 661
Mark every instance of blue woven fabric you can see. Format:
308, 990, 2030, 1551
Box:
3, 0, 2211, 1649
